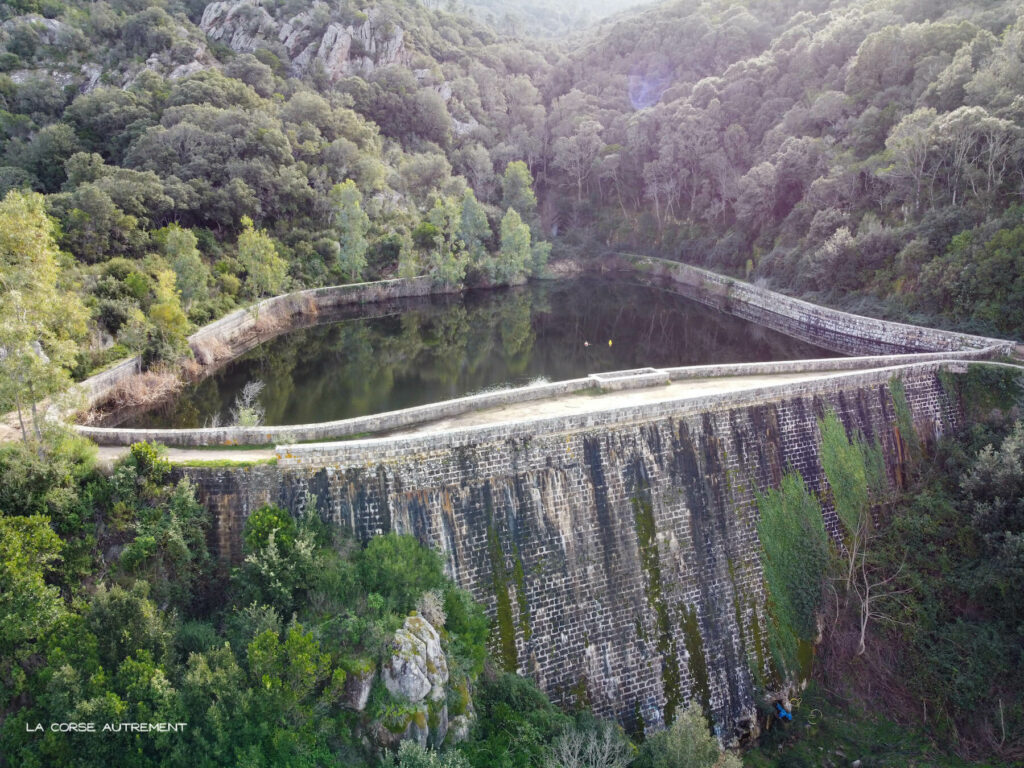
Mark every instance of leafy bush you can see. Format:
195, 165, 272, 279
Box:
357, 532, 446, 616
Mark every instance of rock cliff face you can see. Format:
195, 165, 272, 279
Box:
200, 0, 410, 80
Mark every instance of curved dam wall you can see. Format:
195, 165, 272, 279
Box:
75, 276, 436, 411
75, 257, 1011, 447
175, 362, 964, 741
612, 253, 1012, 356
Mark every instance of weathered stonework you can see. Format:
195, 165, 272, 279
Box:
612, 254, 1012, 356
175, 362, 965, 741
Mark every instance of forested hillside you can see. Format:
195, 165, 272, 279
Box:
2, 0, 1023, 388
542, 0, 1024, 338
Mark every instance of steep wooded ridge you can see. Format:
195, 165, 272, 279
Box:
2, 0, 1024, 389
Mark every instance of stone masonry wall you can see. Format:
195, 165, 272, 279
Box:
611, 254, 1014, 356
176, 364, 963, 741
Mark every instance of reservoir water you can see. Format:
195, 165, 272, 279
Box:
121, 278, 839, 428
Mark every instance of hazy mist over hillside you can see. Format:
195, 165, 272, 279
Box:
458, 0, 657, 37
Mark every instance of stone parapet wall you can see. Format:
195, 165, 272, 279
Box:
176, 361, 966, 742
613, 254, 1014, 356
273, 361, 960, 467
76, 350, 995, 447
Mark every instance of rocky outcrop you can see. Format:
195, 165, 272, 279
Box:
200, 0, 409, 81
199, 0, 279, 53
375, 615, 458, 749
384, 615, 449, 702
343, 662, 376, 712
2, 14, 78, 48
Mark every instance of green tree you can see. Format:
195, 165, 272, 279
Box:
500, 160, 538, 224
530, 240, 551, 278
330, 179, 369, 281
236, 504, 318, 614
424, 195, 469, 289
0, 190, 87, 441
240, 625, 344, 766
396, 230, 420, 279
819, 411, 879, 593
357, 533, 445, 615
637, 701, 740, 768
144, 270, 191, 367
458, 673, 571, 768
495, 207, 531, 284
157, 224, 209, 310
85, 581, 172, 670
0, 515, 65, 711
457, 188, 491, 270
756, 471, 830, 679
111, 444, 211, 613
237, 216, 288, 298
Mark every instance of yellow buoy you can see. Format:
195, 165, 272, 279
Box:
608, 339, 613, 347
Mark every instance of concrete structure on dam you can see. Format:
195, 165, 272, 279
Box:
68, 255, 1018, 741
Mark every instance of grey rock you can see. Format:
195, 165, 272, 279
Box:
2, 15, 76, 48
430, 702, 448, 748
382, 615, 448, 703
447, 714, 472, 745
199, 1, 408, 81
343, 665, 375, 712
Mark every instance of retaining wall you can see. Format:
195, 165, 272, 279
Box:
73, 276, 435, 412
614, 254, 1013, 356
175, 361, 966, 742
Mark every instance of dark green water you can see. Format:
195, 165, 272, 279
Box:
122, 278, 838, 428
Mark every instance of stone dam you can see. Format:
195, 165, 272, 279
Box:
80, 255, 1014, 742
176, 362, 973, 741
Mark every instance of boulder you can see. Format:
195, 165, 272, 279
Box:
383, 615, 448, 704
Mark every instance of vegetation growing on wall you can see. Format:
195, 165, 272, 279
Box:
631, 488, 683, 725
755, 471, 829, 683
752, 377, 1024, 765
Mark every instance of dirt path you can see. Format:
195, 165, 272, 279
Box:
94, 445, 277, 470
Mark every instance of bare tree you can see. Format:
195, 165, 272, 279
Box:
852, 555, 911, 656
543, 724, 632, 768
231, 379, 266, 427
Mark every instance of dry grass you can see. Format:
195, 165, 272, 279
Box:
79, 369, 183, 424
192, 336, 232, 366
253, 312, 284, 336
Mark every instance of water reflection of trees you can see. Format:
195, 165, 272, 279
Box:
131, 280, 835, 428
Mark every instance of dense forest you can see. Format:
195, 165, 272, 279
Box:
1, 0, 1023, 391
1, 0, 1024, 766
